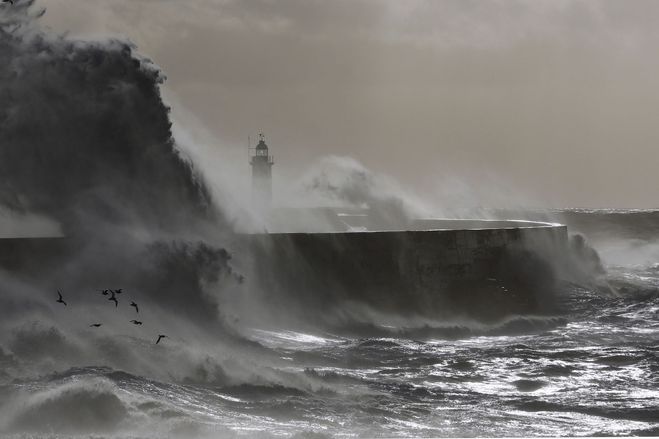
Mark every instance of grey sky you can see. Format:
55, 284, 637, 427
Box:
42, 0, 659, 208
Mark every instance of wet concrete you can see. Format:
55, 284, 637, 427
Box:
0, 215, 569, 320
0, 237, 69, 273
246, 218, 568, 320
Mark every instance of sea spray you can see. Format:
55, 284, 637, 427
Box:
0, 0, 254, 388
0, 0, 214, 234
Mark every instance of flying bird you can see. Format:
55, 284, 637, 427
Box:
130, 301, 139, 313
108, 291, 118, 307
112, 289, 124, 294
89, 323, 102, 328
130, 320, 143, 325
156, 334, 167, 344
99, 289, 110, 296
56, 291, 67, 306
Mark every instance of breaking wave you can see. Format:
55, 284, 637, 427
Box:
0, 1, 215, 235
2, 2, 658, 437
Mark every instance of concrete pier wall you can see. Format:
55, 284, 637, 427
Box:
0, 237, 68, 274
0, 216, 569, 320
247, 219, 568, 320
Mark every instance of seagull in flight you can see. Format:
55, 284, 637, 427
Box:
56, 290, 67, 306
156, 334, 167, 344
130, 301, 139, 313
129, 320, 143, 325
108, 291, 118, 307
89, 323, 102, 328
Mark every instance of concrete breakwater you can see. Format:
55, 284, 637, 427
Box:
246, 218, 569, 320
0, 237, 68, 274
0, 216, 570, 321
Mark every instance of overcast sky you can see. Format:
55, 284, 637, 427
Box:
41, 0, 659, 209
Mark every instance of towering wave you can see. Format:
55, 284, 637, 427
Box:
0, 0, 615, 382
2, 4, 653, 438
0, 1, 247, 389
0, 0, 215, 235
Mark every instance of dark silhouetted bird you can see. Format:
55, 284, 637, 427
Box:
56, 291, 67, 306
130, 301, 139, 313
108, 291, 118, 307
156, 334, 167, 344
112, 289, 124, 295
90, 323, 102, 328
130, 320, 142, 325
99, 289, 110, 296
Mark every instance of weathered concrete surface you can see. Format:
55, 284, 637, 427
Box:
0, 216, 569, 320
246, 219, 568, 320
0, 237, 69, 274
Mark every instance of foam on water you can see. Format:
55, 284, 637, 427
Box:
1, 2, 659, 437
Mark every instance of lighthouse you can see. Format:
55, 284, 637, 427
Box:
249, 133, 274, 208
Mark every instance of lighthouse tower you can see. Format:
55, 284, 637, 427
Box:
249, 133, 274, 208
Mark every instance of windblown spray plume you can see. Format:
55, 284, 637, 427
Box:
1, 3, 657, 438
0, 0, 215, 236
0, 0, 250, 398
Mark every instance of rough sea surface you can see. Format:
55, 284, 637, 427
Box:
2, 6, 658, 437
1, 210, 658, 438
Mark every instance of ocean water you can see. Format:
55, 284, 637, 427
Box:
1, 210, 658, 438
2, 7, 658, 437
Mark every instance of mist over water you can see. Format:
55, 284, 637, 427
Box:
1, 3, 658, 438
